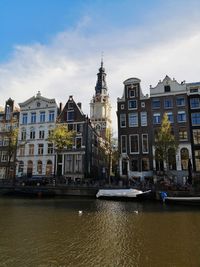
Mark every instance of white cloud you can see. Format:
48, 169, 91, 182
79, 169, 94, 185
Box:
0, 12, 200, 135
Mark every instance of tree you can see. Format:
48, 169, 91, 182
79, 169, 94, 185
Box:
6, 127, 18, 179
154, 113, 178, 174
48, 124, 74, 177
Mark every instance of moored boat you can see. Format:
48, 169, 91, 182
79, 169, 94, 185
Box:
160, 192, 200, 205
96, 188, 152, 200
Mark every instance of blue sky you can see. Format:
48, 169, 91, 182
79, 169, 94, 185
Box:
0, 0, 200, 134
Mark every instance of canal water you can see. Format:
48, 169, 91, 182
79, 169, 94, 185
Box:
0, 197, 200, 267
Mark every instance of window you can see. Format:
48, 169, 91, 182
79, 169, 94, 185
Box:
131, 159, 138, 171
191, 113, 200, 125
65, 154, 73, 172
22, 113, 28, 124
0, 138, 2, 146
75, 154, 82, 173
128, 89, 135, 98
40, 112, 45, 123
129, 113, 138, 127
128, 100, 137, 109
39, 130, 45, 139
120, 114, 126, 127
153, 113, 161, 124
142, 158, 150, 171
176, 97, 185, 106
37, 160, 42, 174
195, 150, 200, 171
166, 112, 174, 123
21, 130, 26, 141
141, 112, 147, 126
164, 99, 173, 108
190, 98, 200, 109
68, 102, 73, 109
1, 151, 8, 162
76, 137, 82, 148
49, 111, 55, 122
179, 128, 188, 140
38, 144, 44, 155
177, 111, 186, 123
193, 129, 200, 144
181, 148, 189, 171
30, 129, 35, 139
48, 143, 53, 154
67, 111, 74, 121
31, 112, 36, 123
164, 85, 171, 92
48, 129, 53, 137
5, 105, 11, 121
68, 124, 74, 131
152, 99, 160, 109
3, 138, 9, 146
130, 134, 139, 154
142, 134, 148, 153
19, 146, 25, 156
190, 88, 198, 93
29, 144, 34, 155
121, 135, 127, 154
76, 124, 83, 133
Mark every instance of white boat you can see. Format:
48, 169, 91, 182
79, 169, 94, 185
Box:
96, 188, 151, 200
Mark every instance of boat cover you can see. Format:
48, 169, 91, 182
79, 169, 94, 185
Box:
96, 188, 144, 198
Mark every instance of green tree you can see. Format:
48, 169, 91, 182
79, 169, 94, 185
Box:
48, 124, 74, 151
48, 124, 74, 177
154, 113, 178, 174
7, 127, 18, 179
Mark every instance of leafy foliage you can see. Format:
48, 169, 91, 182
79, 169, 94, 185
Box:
8, 128, 18, 158
154, 113, 178, 170
48, 124, 74, 151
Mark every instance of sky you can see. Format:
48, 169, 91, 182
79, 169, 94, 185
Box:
0, 0, 200, 135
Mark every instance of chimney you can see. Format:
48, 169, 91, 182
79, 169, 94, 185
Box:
59, 102, 63, 113
77, 102, 82, 109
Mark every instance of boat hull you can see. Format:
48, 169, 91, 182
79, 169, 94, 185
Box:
165, 196, 200, 205
96, 189, 152, 201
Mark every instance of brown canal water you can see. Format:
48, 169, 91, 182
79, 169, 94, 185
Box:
0, 197, 200, 267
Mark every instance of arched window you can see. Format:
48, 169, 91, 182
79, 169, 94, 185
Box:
181, 148, 189, 170
37, 160, 42, 174
46, 160, 53, 176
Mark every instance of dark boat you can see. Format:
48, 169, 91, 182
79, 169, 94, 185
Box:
160, 192, 200, 205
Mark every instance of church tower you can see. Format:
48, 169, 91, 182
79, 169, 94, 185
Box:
90, 60, 112, 139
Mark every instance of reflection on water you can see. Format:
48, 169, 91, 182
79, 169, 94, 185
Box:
0, 197, 200, 267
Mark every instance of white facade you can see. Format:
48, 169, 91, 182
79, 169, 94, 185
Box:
16, 92, 58, 177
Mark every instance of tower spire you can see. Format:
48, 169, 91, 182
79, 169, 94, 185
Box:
95, 56, 107, 96
101, 51, 104, 68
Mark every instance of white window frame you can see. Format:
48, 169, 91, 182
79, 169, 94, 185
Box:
142, 134, 149, 154
141, 112, 147, 126
129, 113, 138, 127
120, 114, 126, 128
129, 134, 139, 154
121, 135, 127, 154
128, 100, 137, 110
